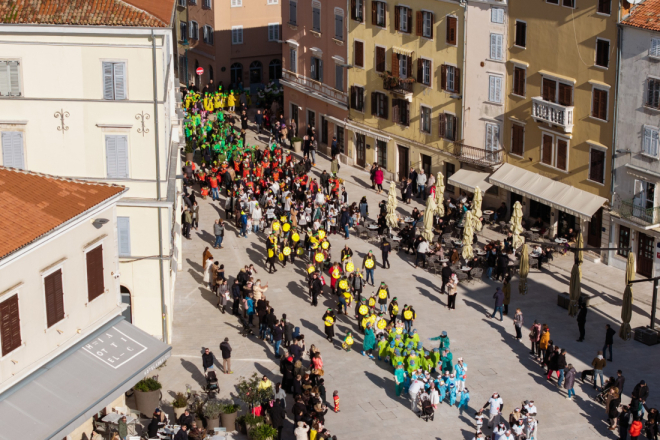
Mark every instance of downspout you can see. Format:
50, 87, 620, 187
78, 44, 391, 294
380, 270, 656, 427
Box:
459, 0, 468, 143
152, 29, 168, 344
608, 22, 623, 266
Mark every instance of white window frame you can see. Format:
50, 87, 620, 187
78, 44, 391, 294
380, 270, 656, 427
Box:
268, 23, 280, 42
562, 0, 576, 9
189, 20, 199, 40
179, 21, 188, 42
202, 0, 211, 8
0, 59, 22, 97
178, 0, 186, 6
104, 134, 130, 178
231, 0, 242, 6
354, 0, 364, 22
399, 7, 409, 33
203, 25, 214, 45
588, 144, 606, 185
650, 38, 660, 59
41, 262, 68, 331
491, 7, 504, 24
446, 65, 456, 92
267, 0, 279, 4
488, 75, 503, 104
422, 10, 433, 39
1, 131, 25, 169
590, 85, 609, 122
232, 26, 244, 45
398, 53, 408, 78
420, 105, 432, 134
334, 8, 344, 40
514, 20, 527, 48
642, 125, 660, 159
375, 1, 386, 28
485, 122, 500, 152
101, 60, 128, 101
539, 131, 570, 173
421, 58, 432, 86
595, 37, 610, 69
597, 0, 611, 15
489, 33, 504, 61
290, 47, 298, 73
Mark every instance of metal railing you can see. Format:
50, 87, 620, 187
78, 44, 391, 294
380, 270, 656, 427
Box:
620, 199, 660, 225
452, 142, 503, 168
383, 76, 414, 94
531, 96, 574, 133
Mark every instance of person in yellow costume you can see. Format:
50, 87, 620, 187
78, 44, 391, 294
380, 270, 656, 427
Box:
342, 331, 354, 351
213, 92, 222, 111
227, 92, 236, 112
203, 93, 214, 113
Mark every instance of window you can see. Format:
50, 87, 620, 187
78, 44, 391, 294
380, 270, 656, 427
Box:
230, 63, 243, 84
377, 140, 387, 168
490, 33, 503, 60
203, 25, 214, 45
231, 0, 242, 6
541, 134, 553, 166
592, 87, 608, 120
485, 123, 500, 152
250, 61, 263, 83
372, 1, 386, 27
418, 58, 431, 86
312, 1, 321, 32
0, 294, 21, 356
105, 135, 129, 178
541, 133, 569, 171
268, 0, 278, 3
351, 0, 364, 22
596, 39, 610, 68
393, 53, 411, 79
556, 139, 568, 171
1, 131, 25, 169
441, 65, 460, 93
336, 127, 345, 153
179, 22, 187, 42
335, 64, 343, 91
542, 77, 573, 105
86, 245, 105, 302
335, 9, 344, 40
546, 0, 559, 3
515, 21, 526, 48
618, 226, 630, 257
188, 0, 196, 4
118, 217, 131, 256
102, 61, 126, 100
491, 8, 504, 24
488, 75, 503, 103
321, 116, 328, 144
290, 48, 297, 73
420, 106, 431, 134
598, 0, 611, 14
351, 85, 364, 111
445, 162, 455, 191
511, 124, 525, 156
392, 99, 410, 126
178, 0, 186, 6
371, 92, 388, 118
446, 16, 457, 45
651, 39, 660, 58
354, 40, 364, 68
289, 0, 297, 24
375, 46, 386, 73
189, 21, 199, 40
44, 269, 65, 328
589, 148, 605, 184
232, 26, 243, 44
647, 78, 660, 109
311, 57, 323, 82
417, 11, 433, 39
268, 23, 280, 41
563, 0, 575, 7
269, 59, 282, 80
643, 126, 660, 157
438, 113, 457, 141
203, 0, 211, 8
513, 67, 526, 97
634, 180, 656, 212
395, 6, 412, 33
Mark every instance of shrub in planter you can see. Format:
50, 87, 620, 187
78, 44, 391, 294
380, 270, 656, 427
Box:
236, 415, 248, 435
203, 401, 223, 430
236, 373, 274, 411
248, 424, 278, 440
134, 378, 162, 416
172, 392, 188, 419
243, 414, 264, 433
220, 402, 240, 431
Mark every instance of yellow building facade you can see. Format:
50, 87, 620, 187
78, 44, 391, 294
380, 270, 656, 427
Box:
343, 0, 465, 182
501, 0, 618, 246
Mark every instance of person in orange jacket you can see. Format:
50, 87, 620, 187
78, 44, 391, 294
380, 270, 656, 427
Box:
629, 416, 643, 439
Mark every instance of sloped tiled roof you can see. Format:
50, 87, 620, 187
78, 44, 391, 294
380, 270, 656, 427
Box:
0, 167, 126, 260
0, 0, 175, 27
624, 0, 660, 33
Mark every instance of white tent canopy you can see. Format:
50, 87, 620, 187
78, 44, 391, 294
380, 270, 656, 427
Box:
448, 169, 492, 193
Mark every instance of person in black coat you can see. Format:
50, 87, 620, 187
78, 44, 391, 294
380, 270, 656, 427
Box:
177, 410, 194, 431
280, 355, 295, 393
147, 410, 166, 438
441, 263, 453, 294
311, 273, 323, 307
202, 348, 215, 372
173, 425, 188, 440
577, 303, 588, 342
381, 238, 392, 269
604, 324, 616, 361
402, 178, 413, 204
322, 309, 336, 342
270, 399, 286, 440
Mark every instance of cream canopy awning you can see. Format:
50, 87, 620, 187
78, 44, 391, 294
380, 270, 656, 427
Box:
448, 169, 492, 193
488, 163, 607, 220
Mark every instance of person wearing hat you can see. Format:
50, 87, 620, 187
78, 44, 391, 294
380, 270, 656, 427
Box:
322, 308, 336, 342
429, 331, 450, 351
483, 392, 504, 429
376, 281, 390, 313
455, 357, 468, 392
402, 304, 416, 333
362, 251, 377, 286
147, 409, 167, 438
388, 297, 399, 325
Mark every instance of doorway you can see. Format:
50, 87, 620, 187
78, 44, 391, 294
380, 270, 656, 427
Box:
356, 134, 366, 167
638, 232, 654, 277
587, 208, 603, 248
290, 104, 299, 136
307, 109, 316, 135
120, 286, 132, 323
421, 154, 432, 177
445, 162, 455, 192
397, 145, 409, 181
249, 60, 263, 84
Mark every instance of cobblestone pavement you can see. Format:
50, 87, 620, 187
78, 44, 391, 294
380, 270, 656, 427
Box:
156, 123, 659, 440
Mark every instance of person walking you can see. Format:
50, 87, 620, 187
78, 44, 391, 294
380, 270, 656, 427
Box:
414, 238, 429, 269
591, 350, 607, 390
363, 251, 377, 286
213, 219, 225, 249
374, 166, 384, 193
529, 320, 541, 356
381, 238, 392, 269
564, 363, 577, 400
220, 337, 233, 374
441, 263, 452, 294
483, 392, 504, 429
490, 287, 505, 321
202, 347, 216, 373
322, 308, 336, 343
576, 302, 587, 342
239, 210, 248, 238
416, 169, 427, 200
311, 272, 323, 307
447, 274, 458, 310
513, 308, 523, 341
604, 324, 616, 361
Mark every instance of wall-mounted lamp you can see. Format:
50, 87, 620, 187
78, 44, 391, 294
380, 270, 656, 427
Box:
92, 218, 109, 229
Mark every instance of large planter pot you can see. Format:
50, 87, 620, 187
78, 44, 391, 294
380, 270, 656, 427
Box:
206, 417, 220, 430
134, 390, 161, 417
220, 412, 238, 432
173, 407, 186, 420
185, 152, 194, 163
292, 141, 302, 154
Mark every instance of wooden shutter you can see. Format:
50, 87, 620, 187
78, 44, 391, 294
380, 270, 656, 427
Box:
430, 13, 435, 39
542, 134, 553, 165
376, 46, 385, 72
511, 124, 524, 156
103, 62, 114, 100
371, 92, 377, 116
45, 269, 65, 328
392, 99, 399, 123
558, 83, 572, 106
351, 0, 357, 20
357, 87, 363, 111
447, 16, 457, 45
593, 89, 607, 119
513, 67, 525, 96
0, 295, 21, 356
118, 216, 131, 256
372, 1, 377, 24
441, 64, 447, 90
590, 149, 605, 183
86, 245, 105, 302
116, 136, 129, 178
450, 114, 457, 140
556, 139, 568, 171
406, 56, 413, 80
113, 63, 126, 100
394, 6, 400, 31
392, 52, 399, 77
542, 78, 556, 103
383, 95, 389, 119
355, 41, 364, 67
417, 58, 423, 83
407, 9, 413, 34
438, 113, 446, 138
1, 131, 25, 170
350, 86, 356, 109
416, 11, 423, 36
454, 68, 461, 93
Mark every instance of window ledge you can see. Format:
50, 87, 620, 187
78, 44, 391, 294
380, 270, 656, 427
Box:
486, 100, 504, 106
538, 161, 569, 174
287, 22, 298, 30
510, 93, 526, 100
649, 55, 660, 62
311, 30, 322, 38
640, 152, 660, 161
513, 45, 527, 50
588, 116, 608, 124
587, 177, 606, 186
509, 152, 525, 159
332, 38, 344, 46
593, 64, 609, 71
643, 105, 660, 114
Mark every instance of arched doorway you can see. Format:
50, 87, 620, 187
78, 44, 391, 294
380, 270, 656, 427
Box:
120, 286, 132, 323
249, 60, 263, 84
269, 59, 282, 81
230, 62, 243, 86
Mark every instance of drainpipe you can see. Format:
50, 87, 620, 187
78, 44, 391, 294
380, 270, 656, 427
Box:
460, 0, 468, 143
152, 29, 168, 344
607, 23, 622, 266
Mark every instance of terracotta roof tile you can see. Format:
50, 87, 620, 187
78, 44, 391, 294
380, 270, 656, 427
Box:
0, 0, 175, 27
624, 0, 660, 32
0, 167, 126, 260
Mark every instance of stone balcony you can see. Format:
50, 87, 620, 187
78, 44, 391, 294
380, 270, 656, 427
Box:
531, 96, 574, 133
281, 69, 348, 106
452, 142, 503, 169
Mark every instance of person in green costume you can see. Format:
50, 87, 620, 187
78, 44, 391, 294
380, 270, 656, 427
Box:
441, 349, 453, 373
379, 338, 392, 362
430, 348, 441, 373
361, 322, 376, 359
391, 348, 404, 369
394, 363, 406, 397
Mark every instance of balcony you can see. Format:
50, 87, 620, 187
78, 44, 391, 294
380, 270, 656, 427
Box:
451, 142, 503, 168
619, 199, 660, 226
382, 76, 414, 96
531, 96, 574, 133
281, 69, 348, 106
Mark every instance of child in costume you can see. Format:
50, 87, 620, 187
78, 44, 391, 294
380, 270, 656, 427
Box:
333, 390, 340, 413
429, 330, 450, 350
438, 380, 447, 403
457, 388, 470, 414
455, 357, 467, 392
377, 336, 388, 361
342, 331, 354, 351
449, 382, 457, 406
394, 363, 406, 397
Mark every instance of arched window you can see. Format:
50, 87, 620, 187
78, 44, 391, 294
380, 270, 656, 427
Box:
209, 65, 214, 82
269, 59, 282, 81
230, 62, 243, 85
250, 60, 263, 84
120, 286, 132, 323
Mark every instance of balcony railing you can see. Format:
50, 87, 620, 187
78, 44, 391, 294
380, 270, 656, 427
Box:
451, 142, 503, 168
619, 199, 660, 225
281, 69, 348, 104
531, 96, 574, 133
383, 76, 414, 95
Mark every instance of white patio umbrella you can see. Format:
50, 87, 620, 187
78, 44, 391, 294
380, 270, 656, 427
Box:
510, 201, 525, 250
462, 211, 475, 260
470, 187, 483, 233
422, 195, 437, 242
435, 172, 445, 217
385, 181, 399, 228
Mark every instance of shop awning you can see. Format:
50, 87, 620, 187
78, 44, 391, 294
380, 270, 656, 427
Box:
448, 169, 492, 193
345, 122, 391, 143
0, 316, 171, 440
488, 163, 607, 220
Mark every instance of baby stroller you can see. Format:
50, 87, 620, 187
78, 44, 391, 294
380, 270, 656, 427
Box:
418, 394, 435, 422
594, 377, 616, 404
205, 368, 219, 398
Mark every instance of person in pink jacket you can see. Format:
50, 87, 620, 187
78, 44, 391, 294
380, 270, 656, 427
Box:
374, 166, 384, 193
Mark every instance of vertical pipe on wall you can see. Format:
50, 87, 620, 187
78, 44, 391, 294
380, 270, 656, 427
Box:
460, 0, 468, 142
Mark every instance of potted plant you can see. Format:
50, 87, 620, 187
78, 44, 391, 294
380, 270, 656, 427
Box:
220, 402, 240, 432
236, 415, 248, 435
172, 392, 188, 420
237, 373, 274, 413
133, 377, 162, 416
185, 139, 195, 162
203, 400, 223, 430
243, 414, 264, 433
291, 137, 303, 153
248, 424, 278, 440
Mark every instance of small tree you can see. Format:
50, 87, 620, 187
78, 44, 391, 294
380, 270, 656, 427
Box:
236, 373, 274, 411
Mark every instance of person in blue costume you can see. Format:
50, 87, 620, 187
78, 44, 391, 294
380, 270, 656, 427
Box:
437, 379, 447, 403
429, 330, 450, 351
457, 387, 470, 414
449, 382, 457, 406
441, 349, 453, 373
455, 357, 468, 392
394, 363, 407, 396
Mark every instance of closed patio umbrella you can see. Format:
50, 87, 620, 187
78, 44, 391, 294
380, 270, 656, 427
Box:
435, 172, 445, 217
385, 181, 399, 228
568, 232, 584, 316
619, 252, 635, 340
422, 195, 436, 242
519, 243, 529, 295
471, 187, 483, 223
461, 212, 475, 260
510, 201, 525, 250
